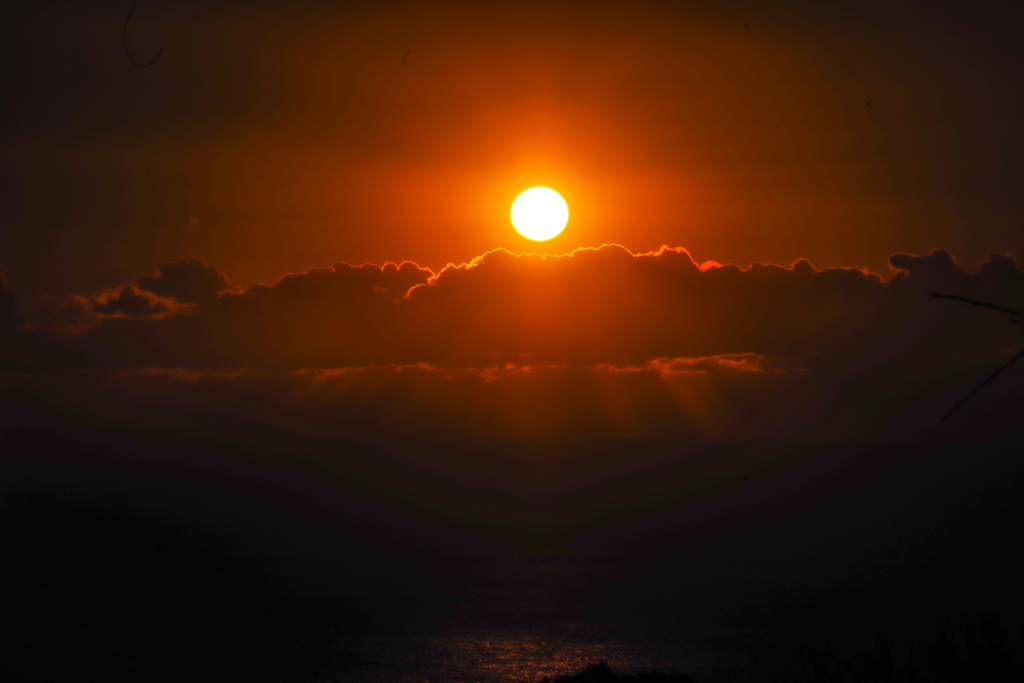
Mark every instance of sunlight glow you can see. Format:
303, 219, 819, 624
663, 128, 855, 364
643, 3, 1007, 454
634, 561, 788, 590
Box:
511, 187, 568, 241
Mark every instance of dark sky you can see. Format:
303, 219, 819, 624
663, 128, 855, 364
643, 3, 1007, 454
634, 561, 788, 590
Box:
3, 1, 1024, 681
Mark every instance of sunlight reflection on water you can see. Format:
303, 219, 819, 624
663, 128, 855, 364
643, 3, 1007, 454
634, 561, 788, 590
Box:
416, 632, 683, 682
320, 627, 722, 683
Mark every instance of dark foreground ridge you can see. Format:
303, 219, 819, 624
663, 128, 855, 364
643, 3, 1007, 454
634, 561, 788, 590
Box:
536, 661, 700, 683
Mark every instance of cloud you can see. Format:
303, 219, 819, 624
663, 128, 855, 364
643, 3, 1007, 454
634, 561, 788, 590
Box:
889, 249, 1024, 309
888, 248, 960, 277
607, 353, 804, 376
3, 245, 1022, 438
21, 244, 1021, 372
399, 245, 889, 367
92, 285, 175, 319
137, 261, 235, 304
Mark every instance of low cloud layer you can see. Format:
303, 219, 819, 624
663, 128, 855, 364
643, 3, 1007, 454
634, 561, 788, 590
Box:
2, 245, 1022, 439
6, 245, 1017, 368
136, 261, 235, 304
91, 285, 175, 319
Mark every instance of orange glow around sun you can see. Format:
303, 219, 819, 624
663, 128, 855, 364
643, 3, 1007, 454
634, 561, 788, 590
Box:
511, 187, 569, 241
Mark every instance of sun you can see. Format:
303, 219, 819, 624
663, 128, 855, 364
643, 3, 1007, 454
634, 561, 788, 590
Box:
511, 187, 568, 241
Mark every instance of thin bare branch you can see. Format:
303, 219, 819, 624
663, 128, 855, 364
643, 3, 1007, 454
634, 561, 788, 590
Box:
940, 348, 1024, 423
929, 294, 1024, 319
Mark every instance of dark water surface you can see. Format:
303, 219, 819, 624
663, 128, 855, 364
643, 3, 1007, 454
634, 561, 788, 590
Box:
4, 417, 1024, 681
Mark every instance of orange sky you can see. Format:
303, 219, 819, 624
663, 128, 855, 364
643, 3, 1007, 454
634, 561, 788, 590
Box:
2, 0, 1023, 307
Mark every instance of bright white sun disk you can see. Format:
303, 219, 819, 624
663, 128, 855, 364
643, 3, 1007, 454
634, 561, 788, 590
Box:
511, 187, 568, 241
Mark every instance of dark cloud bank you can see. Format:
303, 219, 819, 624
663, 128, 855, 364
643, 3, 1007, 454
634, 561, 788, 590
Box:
3, 245, 1022, 439
8, 245, 1022, 366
